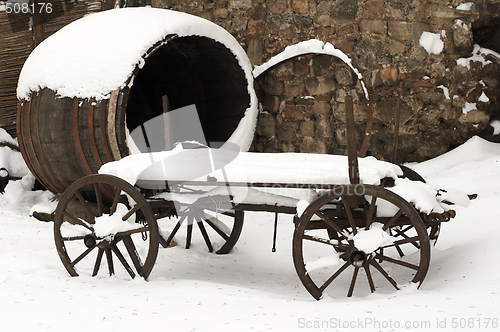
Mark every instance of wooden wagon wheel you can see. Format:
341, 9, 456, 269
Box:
293, 184, 430, 300
158, 199, 244, 255
54, 174, 159, 279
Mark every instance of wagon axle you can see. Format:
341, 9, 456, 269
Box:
347, 248, 368, 268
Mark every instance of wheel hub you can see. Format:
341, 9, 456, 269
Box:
84, 234, 97, 248
343, 242, 368, 267
349, 250, 367, 267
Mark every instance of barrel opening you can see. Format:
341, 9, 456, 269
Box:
125, 36, 250, 148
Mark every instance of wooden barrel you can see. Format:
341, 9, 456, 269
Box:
17, 13, 256, 194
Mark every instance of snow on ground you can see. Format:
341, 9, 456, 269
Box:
1, 135, 500, 331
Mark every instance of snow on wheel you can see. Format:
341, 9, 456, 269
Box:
293, 184, 431, 299
54, 174, 159, 279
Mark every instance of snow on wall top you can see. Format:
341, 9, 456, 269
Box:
252, 39, 369, 100
16, 7, 254, 102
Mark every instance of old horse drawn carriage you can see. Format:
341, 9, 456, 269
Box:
17, 8, 467, 299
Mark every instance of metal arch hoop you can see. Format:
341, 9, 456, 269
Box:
253, 51, 373, 158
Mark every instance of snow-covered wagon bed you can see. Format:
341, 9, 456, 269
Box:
16, 7, 470, 300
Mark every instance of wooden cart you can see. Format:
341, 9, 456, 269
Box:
52, 96, 458, 300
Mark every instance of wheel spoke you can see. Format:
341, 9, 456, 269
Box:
165, 215, 186, 245
364, 264, 376, 293
196, 218, 214, 253
115, 226, 149, 238
381, 235, 421, 248
302, 234, 347, 251
206, 219, 230, 241
374, 253, 419, 271
370, 259, 399, 290
341, 195, 357, 235
366, 195, 377, 229
110, 187, 121, 216
61, 235, 87, 242
110, 243, 136, 279
94, 183, 103, 216
122, 235, 143, 275
62, 211, 93, 231
185, 216, 194, 249
105, 248, 114, 276
314, 211, 349, 240
391, 228, 421, 249
122, 205, 140, 221
319, 261, 351, 292
347, 266, 360, 297
71, 246, 95, 267
382, 208, 404, 231
92, 248, 104, 276
74, 189, 97, 220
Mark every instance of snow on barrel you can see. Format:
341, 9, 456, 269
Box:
16, 7, 258, 194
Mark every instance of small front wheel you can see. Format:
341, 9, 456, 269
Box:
54, 174, 159, 279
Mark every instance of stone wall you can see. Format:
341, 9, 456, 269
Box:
150, 0, 500, 162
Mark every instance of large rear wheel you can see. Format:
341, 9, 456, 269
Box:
293, 184, 430, 299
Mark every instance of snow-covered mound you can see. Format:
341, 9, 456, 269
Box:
411, 136, 500, 178
0, 130, 53, 212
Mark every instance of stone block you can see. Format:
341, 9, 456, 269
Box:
315, 14, 332, 26
335, 67, 355, 86
370, 68, 399, 87
305, 76, 336, 95
459, 110, 490, 123
277, 121, 299, 141
384, 39, 406, 55
262, 76, 284, 95
316, 116, 334, 139
311, 55, 334, 77
360, 20, 387, 36
294, 58, 310, 76
300, 137, 328, 153
229, 0, 252, 10
283, 104, 306, 121
361, 0, 385, 19
268, 0, 290, 14
300, 120, 315, 137
312, 101, 332, 116
282, 141, 297, 152
213, 7, 229, 19
285, 80, 306, 98
232, 18, 248, 31
335, 127, 348, 146
256, 113, 277, 137
292, 0, 308, 14
332, 0, 358, 19
262, 95, 280, 113
374, 98, 413, 124
388, 21, 413, 42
